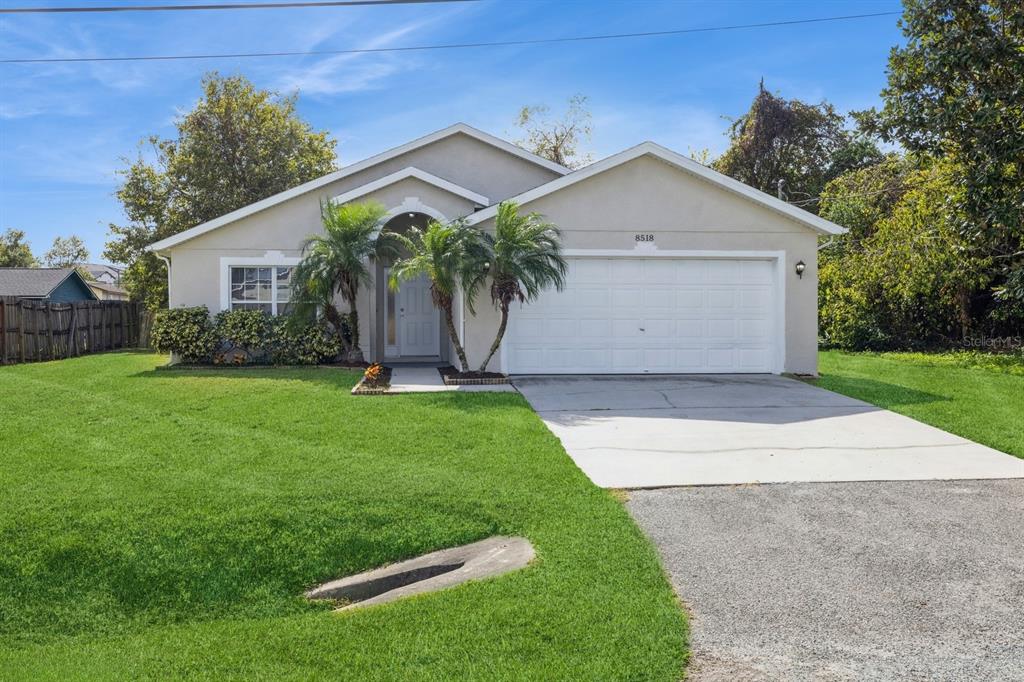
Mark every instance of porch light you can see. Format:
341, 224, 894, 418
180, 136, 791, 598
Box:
795, 260, 806, 279
408, 212, 415, 218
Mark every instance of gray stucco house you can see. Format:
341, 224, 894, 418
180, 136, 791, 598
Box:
149, 123, 845, 375
0, 268, 98, 303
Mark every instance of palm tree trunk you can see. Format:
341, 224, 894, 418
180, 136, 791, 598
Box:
347, 306, 364, 363
322, 303, 351, 356
439, 295, 470, 372
478, 302, 509, 374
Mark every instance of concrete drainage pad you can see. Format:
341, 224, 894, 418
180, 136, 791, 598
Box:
306, 536, 535, 610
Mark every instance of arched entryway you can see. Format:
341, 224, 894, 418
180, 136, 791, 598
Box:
375, 210, 445, 361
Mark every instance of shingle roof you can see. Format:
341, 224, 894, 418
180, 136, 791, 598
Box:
0, 268, 79, 297
87, 280, 128, 295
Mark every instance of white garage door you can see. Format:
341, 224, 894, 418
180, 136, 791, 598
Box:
505, 257, 778, 374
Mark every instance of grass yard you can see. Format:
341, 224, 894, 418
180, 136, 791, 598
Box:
0, 352, 687, 680
814, 350, 1024, 459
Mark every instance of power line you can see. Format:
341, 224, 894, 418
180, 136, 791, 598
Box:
0, 0, 473, 14
1, 11, 901, 64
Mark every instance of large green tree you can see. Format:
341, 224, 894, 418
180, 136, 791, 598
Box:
43, 235, 89, 269
714, 82, 882, 209
819, 156, 992, 348
0, 229, 38, 268
106, 72, 337, 308
855, 0, 1024, 310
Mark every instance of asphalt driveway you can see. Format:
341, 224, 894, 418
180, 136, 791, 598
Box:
513, 375, 1024, 487
628, 479, 1024, 681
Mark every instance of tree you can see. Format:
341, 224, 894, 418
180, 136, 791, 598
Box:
289, 201, 400, 362
515, 94, 593, 169
855, 0, 1024, 310
106, 72, 337, 309
0, 229, 38, 267
714, 82, 881, 209
819, 156, 991, 348
389, 220, 488, 372
473, 202, 567, 373
44, 235, 89, 268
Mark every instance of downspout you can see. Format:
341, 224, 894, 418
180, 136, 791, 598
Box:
155, 253, 172, 301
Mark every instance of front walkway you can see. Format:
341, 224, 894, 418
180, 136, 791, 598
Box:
513, 375, 1024, 487
388, 366, 517, 394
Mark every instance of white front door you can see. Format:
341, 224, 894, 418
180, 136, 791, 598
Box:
397, 274, 440, 357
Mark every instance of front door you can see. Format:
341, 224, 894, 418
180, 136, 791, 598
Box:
397, 274, 439, 357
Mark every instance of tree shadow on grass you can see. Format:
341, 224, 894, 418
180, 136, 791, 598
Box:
129, 365, 362, 389
811, 375, 948, 409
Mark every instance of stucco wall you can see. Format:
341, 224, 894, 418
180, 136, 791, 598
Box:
461, 155, 820, 375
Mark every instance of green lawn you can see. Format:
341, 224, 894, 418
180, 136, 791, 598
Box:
0, 353, 686, 680
814, 350, 1024, 459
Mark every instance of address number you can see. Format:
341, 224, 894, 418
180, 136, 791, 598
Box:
634, 234, 655, 242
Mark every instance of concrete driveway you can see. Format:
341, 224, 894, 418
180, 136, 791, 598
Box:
514, 375, 1024, 487
628, 480, 1024, 681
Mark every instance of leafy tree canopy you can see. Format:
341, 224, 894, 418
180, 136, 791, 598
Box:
105, 72, 338, 308
855, 0, 1024, 305
714, 81, 883, 211
515, 94, 593, 169
44, 235, 89, 269
0, 229, 39, 268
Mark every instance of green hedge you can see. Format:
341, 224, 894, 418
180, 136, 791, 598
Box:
151, 307, 342, 365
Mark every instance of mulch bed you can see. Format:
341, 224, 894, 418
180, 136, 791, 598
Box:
438, 365, 511, 385
351, 365, 393, 395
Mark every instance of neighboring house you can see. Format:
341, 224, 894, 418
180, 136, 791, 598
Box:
87, 280, 130, 301
0, 268, 98, 303
82, 263, 124, 286
150, 123, 844, 375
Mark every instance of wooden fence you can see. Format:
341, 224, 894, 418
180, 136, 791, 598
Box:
0, 297, 148, 365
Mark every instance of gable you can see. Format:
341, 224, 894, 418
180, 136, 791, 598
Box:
499, 155, 813, 234
151, 124, 564, 254
468, 143, 844, 236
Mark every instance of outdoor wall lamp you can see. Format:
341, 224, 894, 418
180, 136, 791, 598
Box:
795, 260, 806, 279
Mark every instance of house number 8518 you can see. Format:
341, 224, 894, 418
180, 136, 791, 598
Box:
635, 234, 655, 242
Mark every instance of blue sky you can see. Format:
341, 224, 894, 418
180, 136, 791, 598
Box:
0, 0, 905, 264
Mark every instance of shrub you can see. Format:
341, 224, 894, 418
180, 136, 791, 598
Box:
151, 306, 217, 363
213, 309, 273, 363
269, 316, 343, 365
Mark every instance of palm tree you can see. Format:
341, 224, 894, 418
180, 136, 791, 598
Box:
290, 200, 400, 362
474, 201, 567, 373
389, 219, 487, 372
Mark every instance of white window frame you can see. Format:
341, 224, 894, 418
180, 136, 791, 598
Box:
220, 253, 302, 314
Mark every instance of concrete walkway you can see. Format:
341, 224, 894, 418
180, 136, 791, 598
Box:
514, 375, 1024, 487
388, 366, 517, 394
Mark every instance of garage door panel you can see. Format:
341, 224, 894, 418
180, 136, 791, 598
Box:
506, 257, 776, 374
675, 289, 704, 309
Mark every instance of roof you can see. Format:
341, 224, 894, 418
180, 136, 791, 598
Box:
82, 262, 123, 278
149, 123, 569, 253
465, 142, 847, 236
87, 280, 129, 295
331, 167, 489, 207
0, 268, 98, 299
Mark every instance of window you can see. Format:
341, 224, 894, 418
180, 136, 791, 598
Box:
230, 266, 292, 315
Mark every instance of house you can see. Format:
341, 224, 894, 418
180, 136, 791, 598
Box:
149, 123, 844, 375
82, 263, 124, 286
87, 280, 130, 301
0, 268, 98, 303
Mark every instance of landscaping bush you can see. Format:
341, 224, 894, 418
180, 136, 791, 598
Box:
268, 316, 342, 365
213, 309, 273, 363
153, 307, 342, 365
151, 306, 217, 363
